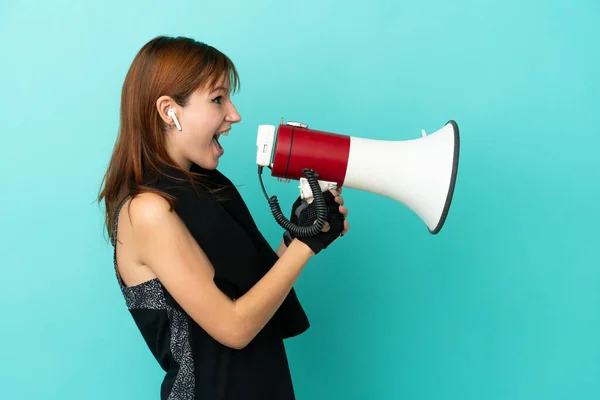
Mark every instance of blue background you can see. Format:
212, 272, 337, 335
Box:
1, 0, 599, 399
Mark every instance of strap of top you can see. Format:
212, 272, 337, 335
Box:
111, 195, 131, 246
111, 195, 131, 287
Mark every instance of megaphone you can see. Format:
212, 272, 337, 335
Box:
255, 119, 460, 236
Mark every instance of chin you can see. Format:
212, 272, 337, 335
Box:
194, 159, 219, 170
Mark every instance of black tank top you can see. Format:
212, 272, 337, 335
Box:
111, 164, 310, 399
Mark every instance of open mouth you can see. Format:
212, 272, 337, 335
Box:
212, 130, 229, 154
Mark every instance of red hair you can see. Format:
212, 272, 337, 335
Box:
97, 35, 240, 241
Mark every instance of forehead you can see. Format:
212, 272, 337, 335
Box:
192, 73, 231, 99
207, 74, 230, 93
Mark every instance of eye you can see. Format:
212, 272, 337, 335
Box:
212, 96, 223, 105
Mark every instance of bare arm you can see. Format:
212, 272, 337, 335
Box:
275, 238, 287, 258
128, 193, 314, 350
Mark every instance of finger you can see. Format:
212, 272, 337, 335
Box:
342, 220, 350, 235
329, 188, 341, 197
339, 205, 348, 217
335, 195, 344, 206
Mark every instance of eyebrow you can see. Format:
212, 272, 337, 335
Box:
211, 86, 229, 93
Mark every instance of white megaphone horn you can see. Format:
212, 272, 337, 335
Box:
256, 119, 460, 235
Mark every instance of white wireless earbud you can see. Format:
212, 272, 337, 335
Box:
168, 108, 182, 131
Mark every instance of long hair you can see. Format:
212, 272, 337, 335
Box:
97, 35, 240, 242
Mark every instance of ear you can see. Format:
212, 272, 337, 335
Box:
156, 95, 177, 126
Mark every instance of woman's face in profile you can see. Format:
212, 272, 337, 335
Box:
167, 76, 242, 170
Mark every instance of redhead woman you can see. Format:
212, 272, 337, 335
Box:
97, 35, 349, 399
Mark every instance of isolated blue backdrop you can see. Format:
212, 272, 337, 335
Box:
1, 0, 599, 399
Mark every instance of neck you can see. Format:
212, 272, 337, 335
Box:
164, 132, 192, 171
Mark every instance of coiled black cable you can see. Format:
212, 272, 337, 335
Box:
258, 166, 328, 237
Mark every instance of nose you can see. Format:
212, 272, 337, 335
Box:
226, 102, 242, 124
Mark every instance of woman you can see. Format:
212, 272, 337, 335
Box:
97, 35, 349, 399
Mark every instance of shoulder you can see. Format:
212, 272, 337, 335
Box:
123, 192, 198, 259
127, 192, 176, 230
127, 189, 224, 236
